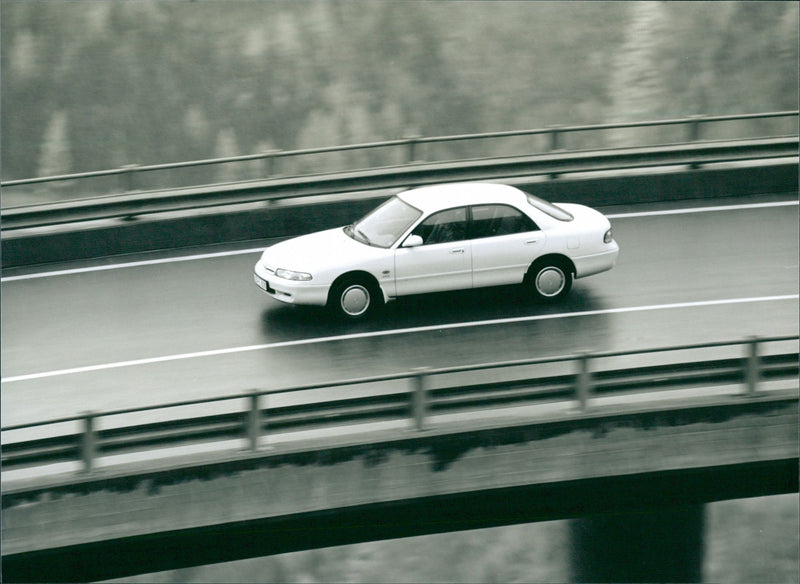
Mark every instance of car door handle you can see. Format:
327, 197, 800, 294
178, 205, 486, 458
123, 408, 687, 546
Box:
525, 239, 540, 244
450, 248, 465, 254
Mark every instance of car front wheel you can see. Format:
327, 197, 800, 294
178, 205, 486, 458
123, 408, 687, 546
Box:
527, 261, 572, 300
329, 277, 381, 319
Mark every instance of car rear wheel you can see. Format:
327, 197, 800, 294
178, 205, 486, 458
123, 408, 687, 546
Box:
527, 261, 572, 300
329, 277, 381, 319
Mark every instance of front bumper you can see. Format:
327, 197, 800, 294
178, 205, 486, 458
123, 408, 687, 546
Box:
253, 263, 329, 306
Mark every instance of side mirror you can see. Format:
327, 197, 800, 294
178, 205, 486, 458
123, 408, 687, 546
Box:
402, 234, 423, 248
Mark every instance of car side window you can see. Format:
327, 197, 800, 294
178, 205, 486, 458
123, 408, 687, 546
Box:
413, 207, 468, 245
470, 205, 538, 239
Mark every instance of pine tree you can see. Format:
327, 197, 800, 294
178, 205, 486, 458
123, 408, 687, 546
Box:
38, 110, 71, 178
213, 128, 241, 183
608, 1, 670, 145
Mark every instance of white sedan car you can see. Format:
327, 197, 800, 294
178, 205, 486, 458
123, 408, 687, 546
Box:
254, 182, 618, 319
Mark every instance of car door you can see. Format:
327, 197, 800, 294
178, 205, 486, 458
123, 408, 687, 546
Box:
469, 204, 544, 288
394, 206, 472, 296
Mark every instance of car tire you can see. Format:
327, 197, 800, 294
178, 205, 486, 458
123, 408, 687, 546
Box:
329, 277, 381, 320
526, 260, 572, 301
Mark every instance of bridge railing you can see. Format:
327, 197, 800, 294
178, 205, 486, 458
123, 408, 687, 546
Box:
2, 335, 797, 475
1, 110, 797, 216
2, 135, 798, 230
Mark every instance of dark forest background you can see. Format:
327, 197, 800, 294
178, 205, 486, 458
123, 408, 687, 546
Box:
2, 0, 798, 192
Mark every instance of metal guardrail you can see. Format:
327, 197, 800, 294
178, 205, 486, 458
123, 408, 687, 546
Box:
3, 111, 797, 189
2, 336, 797, 474
1, 110, 797, 230
2, 136, 798, 230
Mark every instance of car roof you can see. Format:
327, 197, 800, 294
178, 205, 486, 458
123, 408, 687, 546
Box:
396, 182, 529, 214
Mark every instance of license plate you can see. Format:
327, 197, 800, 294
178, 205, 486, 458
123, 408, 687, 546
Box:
254, 274, 267, 291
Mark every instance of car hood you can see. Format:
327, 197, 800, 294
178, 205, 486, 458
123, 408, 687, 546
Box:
259, 227, 381, 273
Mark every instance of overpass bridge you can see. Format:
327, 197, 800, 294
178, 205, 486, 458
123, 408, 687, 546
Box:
2, 337, 798, 582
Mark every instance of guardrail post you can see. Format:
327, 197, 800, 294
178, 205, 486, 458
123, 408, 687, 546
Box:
575, 353, 592, 412
548, 126, 563, 151
411, 368, 430, 431
687, 115, 705, 142
262, 150, 280, 176
548, 126, 564, 179
744, 337, 760, 396
120, 164, 140, 193
246, 392, 261, 451
80, 411, 97, 473
404, 135, 422, 163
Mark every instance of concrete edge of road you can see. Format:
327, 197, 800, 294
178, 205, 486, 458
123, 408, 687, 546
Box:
2, 161, 798, 268
3, 387, 797, 499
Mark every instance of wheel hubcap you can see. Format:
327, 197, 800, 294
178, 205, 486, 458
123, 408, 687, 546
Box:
536, 267, 565, 297
340, 285, 370, 316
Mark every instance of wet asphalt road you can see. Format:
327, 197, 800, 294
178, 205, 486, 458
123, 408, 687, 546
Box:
2, 199, 797, 425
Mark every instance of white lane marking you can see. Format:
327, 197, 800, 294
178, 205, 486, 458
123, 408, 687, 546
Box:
606, 199, 798, 219
2, 200, 797, 282
2, 294, 796, 384
0, 247, 267, 282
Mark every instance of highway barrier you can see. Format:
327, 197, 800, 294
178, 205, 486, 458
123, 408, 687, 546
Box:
2, 137, 798, 230
1, 111, 797, 268
3, 110, 797, 202
2, 335, 797, 475
2, 137, 798, 231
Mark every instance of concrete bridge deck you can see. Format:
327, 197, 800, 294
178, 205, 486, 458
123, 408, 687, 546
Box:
3, 389, 797, 582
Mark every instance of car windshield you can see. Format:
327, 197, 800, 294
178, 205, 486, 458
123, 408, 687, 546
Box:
526, 194, 574, 221
346, 196, 423, 248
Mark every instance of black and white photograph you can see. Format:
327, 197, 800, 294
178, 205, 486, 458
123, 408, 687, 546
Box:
1, 1, 798, 582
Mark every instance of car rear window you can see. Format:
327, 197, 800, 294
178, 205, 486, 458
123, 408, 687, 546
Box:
526, 194, 574, 221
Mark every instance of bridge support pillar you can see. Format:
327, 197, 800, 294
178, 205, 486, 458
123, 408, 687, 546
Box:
568, 504, 705, 583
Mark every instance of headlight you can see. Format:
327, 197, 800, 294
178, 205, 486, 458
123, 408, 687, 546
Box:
604, 228, 613, 244
275, 268, 312, 281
